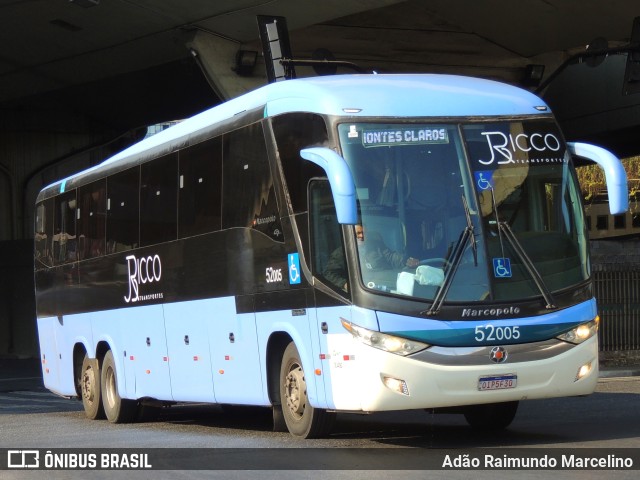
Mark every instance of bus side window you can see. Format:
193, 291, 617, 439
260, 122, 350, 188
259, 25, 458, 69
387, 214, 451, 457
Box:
53, 190, 77, 265
178, 137, 222, 238
35, 198, 54, 268
222, 122, 280, 239
107, 167, 140, 253
141, 153, 178, 246
78, 179, 106, 260
271, 113, 327, 214
309, 179, 348, 294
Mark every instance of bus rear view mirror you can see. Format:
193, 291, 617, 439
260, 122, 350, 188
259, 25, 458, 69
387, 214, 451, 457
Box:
568, 142, 629, 215
300, 147, 358, 224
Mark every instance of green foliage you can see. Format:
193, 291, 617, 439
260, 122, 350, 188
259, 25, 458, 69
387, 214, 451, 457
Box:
575, 156, 640, 206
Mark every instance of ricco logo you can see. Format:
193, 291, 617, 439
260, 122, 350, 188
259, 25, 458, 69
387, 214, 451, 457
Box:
480, 131, 562, 165
124, 254, 163, 304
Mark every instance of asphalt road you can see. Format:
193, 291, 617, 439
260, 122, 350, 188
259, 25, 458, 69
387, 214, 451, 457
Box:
1, 360, 639, 480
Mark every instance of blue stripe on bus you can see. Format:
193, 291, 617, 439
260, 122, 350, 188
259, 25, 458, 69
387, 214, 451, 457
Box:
379, 299, 597, 347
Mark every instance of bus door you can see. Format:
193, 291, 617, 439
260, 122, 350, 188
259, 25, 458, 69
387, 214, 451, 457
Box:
308, 179, 361, 410
312, 305, 355, 410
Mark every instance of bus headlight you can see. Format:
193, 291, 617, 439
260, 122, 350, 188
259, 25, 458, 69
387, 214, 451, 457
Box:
340, 318, 429, 356
556, 317, 599, 344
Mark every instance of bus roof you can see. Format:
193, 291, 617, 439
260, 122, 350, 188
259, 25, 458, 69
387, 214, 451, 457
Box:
38, 74, 550, 199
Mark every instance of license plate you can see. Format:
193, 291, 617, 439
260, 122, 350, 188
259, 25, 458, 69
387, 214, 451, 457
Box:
478, 374, 517, 391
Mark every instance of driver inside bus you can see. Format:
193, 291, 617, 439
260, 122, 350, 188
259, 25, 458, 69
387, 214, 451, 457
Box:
324, 224, 419, 292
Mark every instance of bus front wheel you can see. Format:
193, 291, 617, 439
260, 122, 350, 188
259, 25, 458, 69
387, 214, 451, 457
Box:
279, 342, 335, 438
101, 350, 137, 423
463, 401, 519, 430
80, 354, 105, 420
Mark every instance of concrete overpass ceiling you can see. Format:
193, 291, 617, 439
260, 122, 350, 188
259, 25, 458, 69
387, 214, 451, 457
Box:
0, 0, 402, 105
0, 0, 639, 146
411, 0, 637, 57
2, 1, 637, 101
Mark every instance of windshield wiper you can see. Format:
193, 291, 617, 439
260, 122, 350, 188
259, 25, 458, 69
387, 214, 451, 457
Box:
497, 221, 556, 309
423, 195, 476, 316
490, 189, 556, 310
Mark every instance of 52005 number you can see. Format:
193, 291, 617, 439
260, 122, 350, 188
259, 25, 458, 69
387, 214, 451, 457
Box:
474, 325, 520, 342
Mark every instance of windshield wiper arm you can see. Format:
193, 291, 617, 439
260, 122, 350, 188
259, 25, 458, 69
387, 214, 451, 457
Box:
462, 194, 478, 267
423, 195, 476, 316
498, 221, 557, 310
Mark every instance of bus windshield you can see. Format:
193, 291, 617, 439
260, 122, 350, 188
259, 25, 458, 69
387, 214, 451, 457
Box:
337, 120, 588, 304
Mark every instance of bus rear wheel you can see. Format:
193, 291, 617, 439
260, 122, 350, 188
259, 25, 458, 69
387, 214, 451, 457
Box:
463, 401, 519, 430
80, 354, 105, 420
101, 350, 137, 423
280, 342, 334, 438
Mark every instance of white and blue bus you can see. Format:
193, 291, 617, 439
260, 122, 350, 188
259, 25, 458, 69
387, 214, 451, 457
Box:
34, 74, 628, 438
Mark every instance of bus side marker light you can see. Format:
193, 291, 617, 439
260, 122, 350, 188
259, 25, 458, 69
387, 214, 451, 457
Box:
129, 356, 135, 361
145, 370, 151, 374
575, 361, 592, 381
193, 356, 199, 361
219, 370, 224, 374
382, 375, 409, 396
315, 369, 322, 376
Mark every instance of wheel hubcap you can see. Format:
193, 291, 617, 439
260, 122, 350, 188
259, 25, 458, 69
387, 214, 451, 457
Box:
82, 367, 95, 404
285, 364, 306, 417
105, 367, 116, 409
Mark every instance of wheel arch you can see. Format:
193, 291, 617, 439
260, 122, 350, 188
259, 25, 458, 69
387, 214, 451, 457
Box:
72, 339, 112, 397
265, 332, 292, 405
72, 342, 88, 398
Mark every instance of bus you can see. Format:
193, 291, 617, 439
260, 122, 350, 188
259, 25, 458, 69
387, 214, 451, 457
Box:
34, 74, 628, 438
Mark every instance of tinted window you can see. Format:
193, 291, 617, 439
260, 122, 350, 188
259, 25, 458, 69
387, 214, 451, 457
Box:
141, 154, 178, 246
179, 137, 222, 238
35, 198, 54, 268
309, 180, 348, 296
53, 190, 77, 265
78, 179, 106, 259
107, 167, 139, 253
272, 113, 327, 214
222, 123, 281, 241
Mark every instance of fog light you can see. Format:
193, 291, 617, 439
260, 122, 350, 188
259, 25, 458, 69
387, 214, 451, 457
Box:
575, 361, 592, 381
382, 375, 409, 395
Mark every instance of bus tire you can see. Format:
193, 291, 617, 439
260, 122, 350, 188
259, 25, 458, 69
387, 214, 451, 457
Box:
279, 342, 335, 438
463, 401, 519, 431
80, 354, 105, 420
101, 350, 137, 423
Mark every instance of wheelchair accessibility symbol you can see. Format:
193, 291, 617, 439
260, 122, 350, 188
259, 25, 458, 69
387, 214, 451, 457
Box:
288, 253, 301, 285
493, 258, 512, 278
474, 171, 494, 191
